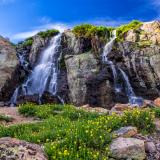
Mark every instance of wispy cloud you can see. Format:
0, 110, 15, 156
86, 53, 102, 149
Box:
12, 23, 70, 41
152, 0, 160, 7
85, 18, 128, 27
0, 0, 14, 5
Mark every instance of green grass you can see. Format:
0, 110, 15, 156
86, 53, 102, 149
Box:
0, 103, 155, 160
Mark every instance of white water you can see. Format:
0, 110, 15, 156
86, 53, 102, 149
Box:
119, 68, 135, 97
119, 68, 143, 106
102, 30, 121, 92
102, 30, 143, 106
10, 34, 62, 105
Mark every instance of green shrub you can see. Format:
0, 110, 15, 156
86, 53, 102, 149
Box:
122, 108, 155, 133
0, 114, 13, 122
150, 107, 160, 118
21, 37, 33, 47
18, 103, 38, 117
116, 20, 143, 41
73, 24, 113, 38
38, 29, 59, 39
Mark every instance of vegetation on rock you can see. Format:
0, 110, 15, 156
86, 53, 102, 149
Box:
116, 20, 143, 41
21, 37, 33, 47
37, 29, 59, 39
73, 24, 113, 38
0, 103, 155, 159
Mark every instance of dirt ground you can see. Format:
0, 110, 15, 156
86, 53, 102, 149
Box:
0, 107, 39, 126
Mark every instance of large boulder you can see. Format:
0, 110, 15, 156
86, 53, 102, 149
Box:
110, 137, 146, 160
0, 36, 19, 101
0, 137, 47, 160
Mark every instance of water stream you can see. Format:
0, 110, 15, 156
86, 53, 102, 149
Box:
102, 30, 143, 106
10, 34, 63, 106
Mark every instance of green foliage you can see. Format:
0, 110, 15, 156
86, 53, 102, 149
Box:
21, 37, 33, 47
116, 20, 143, 41
38, 29, 59, 39
0, 104, 156, 160
138, 40, 152, 47
122, 108, 155, 133
73, 24, 113, 38
0, 114, 13, 122
150, 107, 160, 118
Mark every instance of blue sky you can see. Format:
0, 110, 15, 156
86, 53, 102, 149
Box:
0, 0, 159, 42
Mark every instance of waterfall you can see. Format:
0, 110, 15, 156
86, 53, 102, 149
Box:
10, 34, 62, 106
119, 68, 135, 97
119, 68, 143, 106
102, 30, 121, 93
102, 30, 143, 106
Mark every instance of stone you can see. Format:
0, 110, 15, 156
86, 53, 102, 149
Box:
154, 119, 160, 132
0, 101, 4, 107
110, 137, 146, 160
0, 36, 19, 101
145, 141, 156, 153
0, 137, 47, 160
113, 126, 138, 138
79, 104, 109, 114
111, 103, 131, 111
154, 98, 160, 107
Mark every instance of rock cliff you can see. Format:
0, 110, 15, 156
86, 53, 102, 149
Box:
0, 21, 159, 108
0, 36, 19, 103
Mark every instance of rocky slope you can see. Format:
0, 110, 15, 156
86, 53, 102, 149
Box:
0, 36, 19, 104
0, 21, 159, 108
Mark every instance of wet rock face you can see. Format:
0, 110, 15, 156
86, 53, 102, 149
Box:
0, 36, 19, 101
108, 21, 160, 100
0, 137, 47, 160
109, 42, 160, 100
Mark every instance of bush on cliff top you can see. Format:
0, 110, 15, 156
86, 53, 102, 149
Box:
21, 37, 33, 47
73, 24, 113, 38
37, 29, 59, 39
116, 20, 143, 41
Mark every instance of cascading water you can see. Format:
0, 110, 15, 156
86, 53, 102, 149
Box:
10, 34, 63, 106
102, 30, 143, 106
102, 30, 121, 93
119, 68, 143, 106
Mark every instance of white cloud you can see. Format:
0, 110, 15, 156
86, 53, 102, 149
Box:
11, 18, 128, 42
12, 23, 70, 41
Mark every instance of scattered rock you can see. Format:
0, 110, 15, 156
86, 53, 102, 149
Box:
145, 141, 156, 153
111, 103, 132, 112
154, 119, 160, 132
113, 126, 138, 138
110, 137, 146, 160
154, 97, 160, 107
0, 137, 47, 160
79, 104, 109, 114
0, 101, 4, 107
